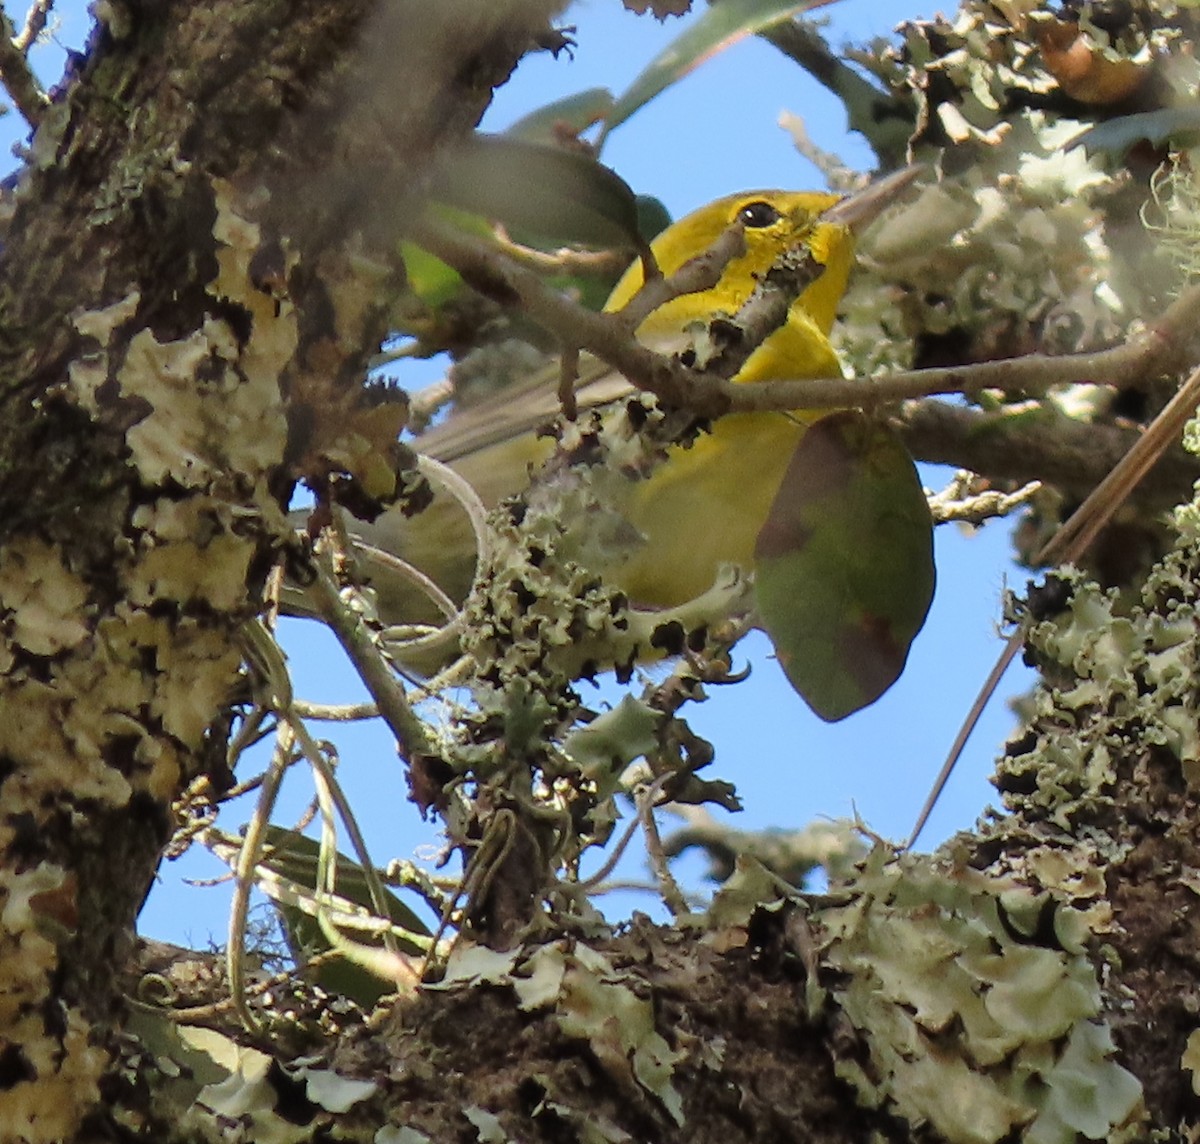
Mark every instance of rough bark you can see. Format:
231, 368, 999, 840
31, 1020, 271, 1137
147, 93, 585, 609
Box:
0, 1, 561, 1138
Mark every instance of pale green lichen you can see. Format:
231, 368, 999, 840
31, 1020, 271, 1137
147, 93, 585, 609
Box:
556, 944, 685, 1127
434, 938, 686, 1127
918, 457, 1200, 1138
1005, 550, 1200, 812
425, 394, 758, 886
183, 1037, 378, 1144
0, 171, 296, 1139
838, 113, 1126, 377
0, 537, 90, 656
836, 1, 1195, 379
1143, 144, 1200, 286
1182, 1028, 1200, 1094
458, 395, 751, 695
819, 847, 1144, 1143
374, 1129, 432, 1144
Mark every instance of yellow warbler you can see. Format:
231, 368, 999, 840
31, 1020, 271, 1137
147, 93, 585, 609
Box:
321, 178, 906, 630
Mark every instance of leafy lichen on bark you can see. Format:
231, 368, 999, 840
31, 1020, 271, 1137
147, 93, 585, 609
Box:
122, 847, 1144, 1143
978, 526, 1200, 1127
0, 1, 570, 1139
0, 170, 291, 1144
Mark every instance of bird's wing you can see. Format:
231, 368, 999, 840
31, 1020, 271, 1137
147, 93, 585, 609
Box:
416, 330, 690, 464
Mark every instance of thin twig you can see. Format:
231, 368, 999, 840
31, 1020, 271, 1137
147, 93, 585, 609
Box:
904, 638, 1024, 851
354, 538, 459, 620
202, 824, 435, 950
292, 699, 379, 721
288, 713, 400, 959
760, 17, 911, 170
616, 220, 747, 332
225, 704, 272, 773
557, 345, 579, 420
562, 774, 672, 897
411, 214, 741, 402
412, 217, 1200, 422
417, 809, 516, 981
907, 359, 1200, 848
700, 242, 824, 382
367, 454, 493, 666
640, 779, 689, 918
490, 229, 630, 278
305, 559, 436, 763
893, 397, 1200, 510
127, 949, 345, 1027
227, 624, 420, 1019
407, 376, 455, 428
1038, 361, 1200, 565
228, 720, 293, 1034
927, 476, 1042, 526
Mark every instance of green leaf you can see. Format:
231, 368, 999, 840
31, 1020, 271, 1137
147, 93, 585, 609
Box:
636, 194, 673, 244
428, 134, 643, 251
754, 412, 935, 722
262, 826, 431, 1007
505, 88, 616, 144
599, 0, 827, 146
399, 239, 463, 310
395, 207, 496, 340
402, 138, 664, 354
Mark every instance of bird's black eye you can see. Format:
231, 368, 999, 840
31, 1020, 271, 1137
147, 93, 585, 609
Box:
738, 200, 782, 228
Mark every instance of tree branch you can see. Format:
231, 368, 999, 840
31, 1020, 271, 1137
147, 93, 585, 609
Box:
0, 6, 47, 126
412, 217, 1200, 423
13, 0, 54, 53
892, 398, 1200, 510
757, 17, 912, 169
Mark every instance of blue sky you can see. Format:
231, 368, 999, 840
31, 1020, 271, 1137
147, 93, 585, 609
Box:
2, 0, 1035, 947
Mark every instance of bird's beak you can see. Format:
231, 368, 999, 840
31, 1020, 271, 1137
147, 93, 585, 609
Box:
821, 164, 923, 233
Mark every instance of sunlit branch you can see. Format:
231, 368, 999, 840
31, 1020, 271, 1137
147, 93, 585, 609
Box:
305, 559, 436, 765
13, 0, 53, 52
0, 7, 47, 126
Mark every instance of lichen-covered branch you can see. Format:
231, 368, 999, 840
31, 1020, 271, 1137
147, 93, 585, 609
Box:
0, 1, 566, 1138
11, 0, 54, 53
7, 0, 1200, 1141
0, 5, 47, 125
893, 396, 1200, 510
413, 213, 1200, 423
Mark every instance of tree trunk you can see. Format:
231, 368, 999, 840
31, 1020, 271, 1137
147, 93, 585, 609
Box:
0, 2, 561, 1138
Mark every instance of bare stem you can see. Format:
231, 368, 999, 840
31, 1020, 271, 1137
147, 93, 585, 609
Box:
306, 560, 436, 764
